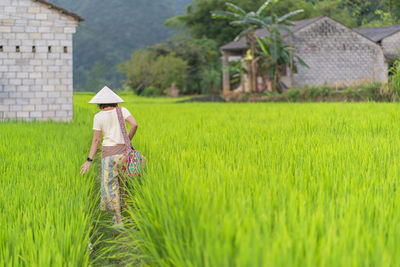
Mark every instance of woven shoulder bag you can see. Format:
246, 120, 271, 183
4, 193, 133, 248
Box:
116, 107, 145, 178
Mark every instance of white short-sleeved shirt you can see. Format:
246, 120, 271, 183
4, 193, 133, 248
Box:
93, 107, 133, 146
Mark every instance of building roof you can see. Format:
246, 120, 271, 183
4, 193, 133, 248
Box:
221, 16, 323, 52
354, 25, 400, 42
33, 0, 84, 22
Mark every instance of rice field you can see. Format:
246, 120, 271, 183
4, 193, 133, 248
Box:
3, 93, 400, 266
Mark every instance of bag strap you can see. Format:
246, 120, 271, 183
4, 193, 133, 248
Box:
116, 107, 131, 152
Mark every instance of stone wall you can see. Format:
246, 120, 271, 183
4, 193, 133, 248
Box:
381, 31, 400, 61
0, 0, 78, 121
291, 17, 388, 88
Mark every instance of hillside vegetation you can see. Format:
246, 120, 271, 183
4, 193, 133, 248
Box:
48, 0, 191, 91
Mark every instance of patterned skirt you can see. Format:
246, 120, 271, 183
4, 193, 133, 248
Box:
100, 153, 127, 211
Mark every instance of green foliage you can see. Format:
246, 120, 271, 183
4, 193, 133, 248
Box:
227, 59, 247, 89
261, 83, 395, 102
358, 83, 382, 101
46, 0, 400, 93
0, 102, 99, 265
388, 59, 400, 100
152, 54, 189, 91
104, 94, 400, 265
150, 35, 222, 94
121, 49, 188, 95
212, 1, 305, 92
177, 0, 312, 47
176, 0, 400, 49
47, 0, 192, 92
142, 86, 160, 97
343, 0, 400, 27
76, 61, 110, 92
200, 68, 222, 94
285, 88, 301, 101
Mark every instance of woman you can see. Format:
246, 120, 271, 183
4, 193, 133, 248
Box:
80, 86, 138, 225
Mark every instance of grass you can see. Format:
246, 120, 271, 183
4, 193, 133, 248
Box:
3, 94, 400, 266
0, 104, 97, 266
118, 100, 400, 266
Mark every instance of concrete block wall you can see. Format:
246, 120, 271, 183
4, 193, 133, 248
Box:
0, 0, 78, 121
381, 31, 400, 60
292, 17, 388, 88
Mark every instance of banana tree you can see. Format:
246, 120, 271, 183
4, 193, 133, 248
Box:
257, 29, 308, 93
212, 0, 303, 93
212, 1, 276, 92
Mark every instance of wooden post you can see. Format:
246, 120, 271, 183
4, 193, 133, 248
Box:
222, 51, 230, 95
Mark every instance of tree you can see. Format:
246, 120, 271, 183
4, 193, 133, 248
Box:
150, 34, 221, 94
82, 61, 109, 92
257, 31, 308, 92
120, 49, 188, 95
119, 49, 156, 94
151, 54, 188, 92
212, 0, 303, 93
169, 0, 315, 46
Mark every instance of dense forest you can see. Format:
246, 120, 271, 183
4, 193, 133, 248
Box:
48, 0, 192, 91
48, 0, 400, 92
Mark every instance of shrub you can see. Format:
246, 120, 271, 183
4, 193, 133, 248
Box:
142, 87, 159, 97
309, 86, 323, 100
359, 82, 381, 101
285, 89, 301, 102
120, 49, 188, 96
389, 59, 400, 101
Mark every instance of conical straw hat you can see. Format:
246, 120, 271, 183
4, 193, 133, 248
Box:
88, 86, 125, 104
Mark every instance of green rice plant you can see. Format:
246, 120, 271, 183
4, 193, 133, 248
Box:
112, 99, 400, 266
0, 97, 101, 266
5, 94, 400, 267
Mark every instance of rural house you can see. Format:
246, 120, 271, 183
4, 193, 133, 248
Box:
0, 0, 82, 121
221, 16, 400, 93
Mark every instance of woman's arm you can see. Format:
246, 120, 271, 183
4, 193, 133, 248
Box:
88, 130, 102, 159
80, 130, 102, 175
126, 116, 138, 140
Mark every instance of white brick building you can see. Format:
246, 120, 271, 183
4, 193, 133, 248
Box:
0, 0, 82, 121
221, 16, 400, 93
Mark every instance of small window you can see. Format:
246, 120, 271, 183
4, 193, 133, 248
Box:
63, 46, 68, 53
0, 46, 3, 52
48, 46, 52, 53
16, 46, 20, 52
32, 46, 36, 53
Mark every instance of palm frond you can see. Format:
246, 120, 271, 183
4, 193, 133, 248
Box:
257, 37, 270, 57
211, 10, 242, 20
283, 19, 296, 26
242, 16, 266, 26
278, 9, 304, 23
225, 2, 246, 16
260, 16, 273, 26
231, 20, 254, 26
256, 0, 272, 16
275, 24, 293, 37
234, 26, 257, 41
294, 55, 309, 68
247, 11, 257, 18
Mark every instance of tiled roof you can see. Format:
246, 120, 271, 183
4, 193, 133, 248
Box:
33, 0, 84, 22
354, 25, 400, 42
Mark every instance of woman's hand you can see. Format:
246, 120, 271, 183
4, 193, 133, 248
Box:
80, 161, 92, 175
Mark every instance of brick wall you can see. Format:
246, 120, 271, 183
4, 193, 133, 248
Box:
291, 17, 388, 88
0, 0, 78, 121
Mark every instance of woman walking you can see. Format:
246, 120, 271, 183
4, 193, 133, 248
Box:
80, 86, 138, 225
